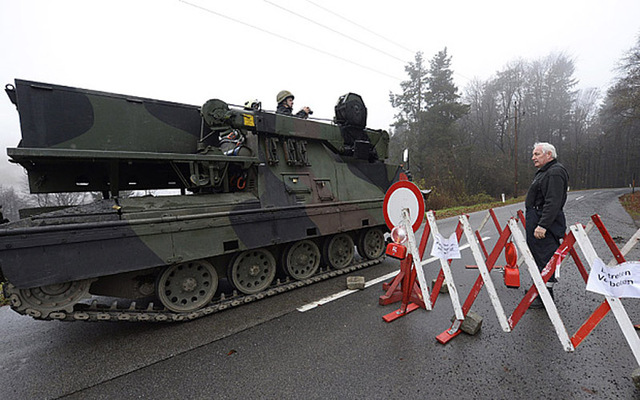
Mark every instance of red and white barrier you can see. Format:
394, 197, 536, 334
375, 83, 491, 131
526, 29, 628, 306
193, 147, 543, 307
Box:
378, 180, 640, 368
381, 203, 640, 361
380, 209, 466, 323
378, 191, 640, 385
569, 219, 640, 363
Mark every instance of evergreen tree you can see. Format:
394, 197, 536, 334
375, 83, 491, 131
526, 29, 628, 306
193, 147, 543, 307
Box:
388, 52, 428, 171
389, 52, 428, 127
420, 48, 469, 196
389, 48, 469, 205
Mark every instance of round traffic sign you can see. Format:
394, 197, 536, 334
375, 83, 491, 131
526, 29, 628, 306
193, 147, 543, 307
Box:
383, 181, 425, 232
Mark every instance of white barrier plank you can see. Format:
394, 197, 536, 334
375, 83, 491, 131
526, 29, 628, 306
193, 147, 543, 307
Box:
401, 209, 432, 310
476, 211, 491, 233
509, 219, 575, 352
460, 215, 511, 332
570, 224, 640, 366
555, 221, 594, 280
607, 227, 640, 267
426, 211, 463, 320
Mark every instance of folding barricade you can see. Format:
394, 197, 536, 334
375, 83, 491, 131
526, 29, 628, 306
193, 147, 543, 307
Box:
568, 217, 640, 359
379, 203, 640, 383
464, 208, 524, 270
379, 210, 466, 327
451, 214, 640, 359
380, 207, 521, 341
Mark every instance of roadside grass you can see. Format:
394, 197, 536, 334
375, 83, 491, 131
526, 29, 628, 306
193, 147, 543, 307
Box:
434, 195, 526, 219
620, 191, 640, 226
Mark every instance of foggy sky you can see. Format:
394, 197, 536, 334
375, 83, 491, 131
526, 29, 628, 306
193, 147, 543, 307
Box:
1, 0, 639, 190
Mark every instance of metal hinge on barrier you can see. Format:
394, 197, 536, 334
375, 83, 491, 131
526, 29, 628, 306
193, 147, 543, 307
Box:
448, 319, 462, 335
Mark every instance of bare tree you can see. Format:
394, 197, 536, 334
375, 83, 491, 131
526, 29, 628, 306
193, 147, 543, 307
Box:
390, 44, 635, 207
33, 192, 92, 207
568, 88, 601, 188
0, 185, 30, 222
598, 33, 640, 188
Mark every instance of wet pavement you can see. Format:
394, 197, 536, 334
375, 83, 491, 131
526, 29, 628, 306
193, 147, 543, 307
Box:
1, 188, 639, 399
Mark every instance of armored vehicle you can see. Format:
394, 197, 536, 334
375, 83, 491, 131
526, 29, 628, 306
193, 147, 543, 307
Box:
0, 80, 402, 322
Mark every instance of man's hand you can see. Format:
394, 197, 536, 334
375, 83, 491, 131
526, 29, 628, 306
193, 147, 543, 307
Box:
534, 225, 546, 239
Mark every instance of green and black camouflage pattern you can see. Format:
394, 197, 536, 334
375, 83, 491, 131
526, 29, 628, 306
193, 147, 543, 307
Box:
0, 79, 400, 308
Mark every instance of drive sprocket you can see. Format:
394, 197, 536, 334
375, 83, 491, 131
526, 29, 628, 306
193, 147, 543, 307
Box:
6, 279, 93, 319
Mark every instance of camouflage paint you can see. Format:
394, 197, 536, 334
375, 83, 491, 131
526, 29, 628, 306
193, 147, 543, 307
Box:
0, 79, 401, 291
12, 79, 204, 152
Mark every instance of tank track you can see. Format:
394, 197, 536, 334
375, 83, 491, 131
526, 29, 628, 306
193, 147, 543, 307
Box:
4, 256, 384, 323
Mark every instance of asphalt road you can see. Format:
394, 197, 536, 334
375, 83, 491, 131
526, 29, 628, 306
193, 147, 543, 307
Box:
1, 188, 639, 399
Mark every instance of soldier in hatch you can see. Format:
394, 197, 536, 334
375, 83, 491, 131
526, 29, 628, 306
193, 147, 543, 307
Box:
276, 90, 311, 119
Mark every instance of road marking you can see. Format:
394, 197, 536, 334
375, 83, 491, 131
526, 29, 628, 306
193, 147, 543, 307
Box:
297, 237, 490, 312
575, 195, 585, 201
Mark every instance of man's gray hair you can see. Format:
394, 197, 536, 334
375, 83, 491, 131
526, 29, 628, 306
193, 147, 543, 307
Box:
534, 142, 557, 159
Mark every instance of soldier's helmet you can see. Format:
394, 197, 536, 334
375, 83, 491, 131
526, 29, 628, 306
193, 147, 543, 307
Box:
244, 99, 261, 111
277, 90, 294, 104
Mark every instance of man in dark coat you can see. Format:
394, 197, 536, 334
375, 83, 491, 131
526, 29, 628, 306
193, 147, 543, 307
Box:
525, 142, 569, 308
276, 90, 311, 119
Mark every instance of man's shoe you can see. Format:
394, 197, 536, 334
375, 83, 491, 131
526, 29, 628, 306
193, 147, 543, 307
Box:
529, 296, 544, 309
529, 287, 554, 309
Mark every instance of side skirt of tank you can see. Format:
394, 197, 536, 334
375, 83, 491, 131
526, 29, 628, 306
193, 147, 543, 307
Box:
5, 254, 385, 322
0, 199, 384, 290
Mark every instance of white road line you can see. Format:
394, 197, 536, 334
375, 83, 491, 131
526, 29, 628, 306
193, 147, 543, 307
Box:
297, 236, 491, 312
575, 195, 585, 201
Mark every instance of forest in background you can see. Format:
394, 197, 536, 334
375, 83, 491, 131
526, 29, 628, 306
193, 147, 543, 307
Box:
389, 34, 640, 210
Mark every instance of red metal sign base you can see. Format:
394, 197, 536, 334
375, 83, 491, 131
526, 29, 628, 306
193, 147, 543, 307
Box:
380, 254, 426, 323
379, 255, 425, 309
436, 320, 463, 344
383, 303, 421, 322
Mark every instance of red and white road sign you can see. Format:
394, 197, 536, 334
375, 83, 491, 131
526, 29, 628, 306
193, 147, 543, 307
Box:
383, 181, 425, 232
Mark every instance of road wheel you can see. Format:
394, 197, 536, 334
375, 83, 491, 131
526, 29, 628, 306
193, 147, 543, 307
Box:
156, 260, 218, 312
357, 228, 385, 260
322, 233, 354, 270
283, 240, 321, 280
229, 249, 276, 294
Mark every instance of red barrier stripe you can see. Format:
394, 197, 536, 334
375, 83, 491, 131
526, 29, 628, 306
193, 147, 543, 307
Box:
571, 300, 611, 348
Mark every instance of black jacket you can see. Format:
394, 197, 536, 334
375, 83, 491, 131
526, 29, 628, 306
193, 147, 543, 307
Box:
525, 159, 569, 230
276, 103, 309, 119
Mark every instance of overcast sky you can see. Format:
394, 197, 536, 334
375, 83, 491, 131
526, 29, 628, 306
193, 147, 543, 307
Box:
1, 0, 639, 188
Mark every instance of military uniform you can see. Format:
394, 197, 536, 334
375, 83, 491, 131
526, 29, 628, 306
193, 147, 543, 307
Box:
525, 159, 569, 282
275, 90, 309, 119
276, 103, 309, 119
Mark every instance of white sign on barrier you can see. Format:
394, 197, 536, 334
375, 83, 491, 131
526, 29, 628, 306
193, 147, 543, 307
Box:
570, 223, 640, 364
430, 232, 461, 260
587, 259, 640, 298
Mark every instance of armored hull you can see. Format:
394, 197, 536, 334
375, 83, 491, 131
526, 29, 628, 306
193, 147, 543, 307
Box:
0, 80, 401, 321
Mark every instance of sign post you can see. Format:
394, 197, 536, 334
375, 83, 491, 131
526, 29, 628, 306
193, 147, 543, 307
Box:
380, 181, 427, 322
